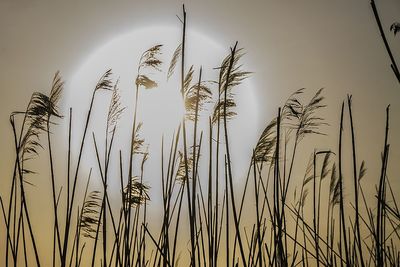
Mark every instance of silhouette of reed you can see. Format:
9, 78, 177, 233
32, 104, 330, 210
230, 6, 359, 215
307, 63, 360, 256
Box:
1, 5, 399, 267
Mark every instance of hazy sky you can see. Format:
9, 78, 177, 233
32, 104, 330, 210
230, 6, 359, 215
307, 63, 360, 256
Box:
2, 0, 399, 193
1, 0, 400, 265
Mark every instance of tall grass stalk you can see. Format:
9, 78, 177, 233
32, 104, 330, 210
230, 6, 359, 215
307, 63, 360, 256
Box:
1, 6, 399, 267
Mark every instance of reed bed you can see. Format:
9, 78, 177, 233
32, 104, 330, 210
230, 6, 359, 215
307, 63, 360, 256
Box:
1, 5, 399, 267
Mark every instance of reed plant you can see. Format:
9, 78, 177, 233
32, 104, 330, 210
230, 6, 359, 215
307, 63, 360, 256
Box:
1, 5, 399, 267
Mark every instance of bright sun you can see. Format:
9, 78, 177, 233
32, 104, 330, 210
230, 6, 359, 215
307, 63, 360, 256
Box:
62, 26, 259, 198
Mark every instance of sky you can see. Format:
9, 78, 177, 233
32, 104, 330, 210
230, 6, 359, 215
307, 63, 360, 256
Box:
0, 0, 400, 265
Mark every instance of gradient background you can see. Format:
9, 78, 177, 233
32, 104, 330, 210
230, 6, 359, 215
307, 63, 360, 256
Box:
1, 0, 400, 265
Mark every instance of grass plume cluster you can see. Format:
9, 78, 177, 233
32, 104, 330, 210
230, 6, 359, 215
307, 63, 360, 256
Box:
1, 5, 400, 267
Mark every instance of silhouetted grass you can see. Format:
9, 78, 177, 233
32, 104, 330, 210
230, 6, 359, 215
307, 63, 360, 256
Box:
1, 5, 399, 267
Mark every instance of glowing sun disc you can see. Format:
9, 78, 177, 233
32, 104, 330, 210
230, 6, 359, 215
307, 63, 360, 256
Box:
62, 26, 259, 200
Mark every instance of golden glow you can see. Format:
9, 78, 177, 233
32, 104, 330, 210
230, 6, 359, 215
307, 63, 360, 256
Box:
63, 26, 260, 190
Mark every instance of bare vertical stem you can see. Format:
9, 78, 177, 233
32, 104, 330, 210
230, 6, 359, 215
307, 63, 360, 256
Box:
338, 102, 349, 266
371, 0, 400, 83
347, 95, 365, 267
375, 105, 390, 266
